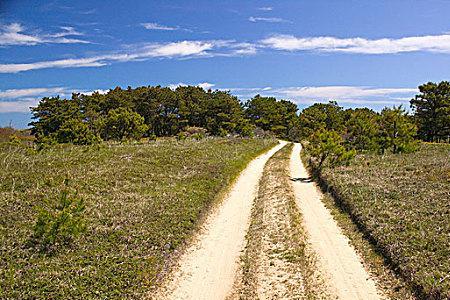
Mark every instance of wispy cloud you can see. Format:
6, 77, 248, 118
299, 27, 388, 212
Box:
0, 87, 71, 113
226, 85, 417, 106
0, 85, 418, 113
0, 87, 67, 99
0, 99, 41, 113
261, 34, 450, 54
257, 7, 273, 11
274, 86, 416, 99
0, 87, 113, 113
141, 22, 179, 31
81, 89, 109, 96
0, 23, 90, 46
168, 82, 215, 90
0, 40, 255, 73
248, 17, 291, 23
0, 41, 215, 73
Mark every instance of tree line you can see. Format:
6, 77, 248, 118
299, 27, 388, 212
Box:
299, 81, 450, 168
29, 85, 300, 145
28, 81, 449, 151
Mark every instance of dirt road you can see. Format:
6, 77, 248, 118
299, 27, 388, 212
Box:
289, 143, 383, 300
158, 141, 287, 300
229, 144, 328, 300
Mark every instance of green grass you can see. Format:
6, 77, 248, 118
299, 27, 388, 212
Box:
0, 137, 276, 299
313, 143, 450, 299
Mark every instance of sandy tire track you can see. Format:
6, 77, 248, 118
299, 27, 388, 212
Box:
289, 143, 383, 300
229, 143, 329, 300
155, 141, 287, 300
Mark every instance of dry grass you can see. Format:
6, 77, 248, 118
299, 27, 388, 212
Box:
232, 144, 328, 299
308, 143, 450, 299
0, 137, 276, 299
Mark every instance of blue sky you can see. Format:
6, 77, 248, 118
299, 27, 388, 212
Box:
1, 0, 450, 128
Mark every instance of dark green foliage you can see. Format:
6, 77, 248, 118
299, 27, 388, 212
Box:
56, 119, 100, 145
411, 81, 450, 142
298, 101, 345, 139
299, 102, 418, 166
305, 129, 356, 169
97, 107, 148, 141
245, 95, 300, 139
379, 106, 418, 154
30, 85, 280, 145
30, 96, 85, 145
28, 179, 86, 253
344, 108, 380, 151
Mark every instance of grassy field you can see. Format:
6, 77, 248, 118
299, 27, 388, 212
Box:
311, 143, 450, 298
0, 137, 276, 299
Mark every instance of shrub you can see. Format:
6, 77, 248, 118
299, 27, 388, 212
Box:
184, 126, 208, 136
28, 179, 86, 253
99, 107, 149, 141
305, 129, 356, 169
177, 132, 187, 141
218, 127, 228, 137
345, 108, 380, 151
57, 119, 100, 145
191, 133, 205, 140
8, 134, 22, 146
238, 124, 255, 138
379, 106, 418, 154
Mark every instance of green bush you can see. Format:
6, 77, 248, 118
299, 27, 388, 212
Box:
176, 132, 187, 141
305, 129, 356, 169
99, 107, 149, 141
218, 127, 228, 137
8, 134, 22, 146
191, 133, 205, 140
379, 106, 418, 154
57, 119, 100, 145
28, 179, 86, 253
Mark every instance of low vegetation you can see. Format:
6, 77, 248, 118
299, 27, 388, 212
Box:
0, 137, 276, 299
0, 126, 34, 144
307, 143, 450, 298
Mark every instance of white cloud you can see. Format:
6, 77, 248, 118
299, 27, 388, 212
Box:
81, 89, 109, 96
0, 87, 67, 99
0, 87, 71, 113
257, 7, 273, 11
226, 85, 417, 106
168, 82, 215, 90
141, 41, 214, 57
249, 17, 290, 23
142, 23, 178, 31
0, 57, 106, 73
197, 82, 215, 90
276, 86, 417, 99
261, 34, 450, 54
0, 23, 90, 46
0, 99, 39, 113
0, 40, 217, 73
0, 87, 115, 113
228, 42, 258, 55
